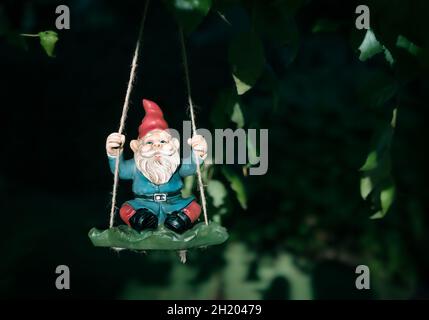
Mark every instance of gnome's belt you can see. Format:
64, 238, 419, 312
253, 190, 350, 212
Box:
135, 191, 182, 202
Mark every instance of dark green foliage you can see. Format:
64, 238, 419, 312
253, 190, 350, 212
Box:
229, 31, 265, 95
1, 0, 428, 299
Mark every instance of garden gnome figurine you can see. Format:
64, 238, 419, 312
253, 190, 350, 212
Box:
106, 99, 208, 233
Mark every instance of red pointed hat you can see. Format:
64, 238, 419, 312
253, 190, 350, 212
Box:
138, 99, 169, 138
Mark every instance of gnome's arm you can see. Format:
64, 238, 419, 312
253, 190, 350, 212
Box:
179, 134, 207, 177
179, 151, 203, 177
107, 154, 135, 180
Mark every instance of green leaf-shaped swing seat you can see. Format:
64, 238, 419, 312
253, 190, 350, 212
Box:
88, 221, 228, 251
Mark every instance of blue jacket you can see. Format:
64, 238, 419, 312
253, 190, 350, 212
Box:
108, 152, 201, 223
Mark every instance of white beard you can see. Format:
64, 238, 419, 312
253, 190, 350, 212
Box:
135, 150, 180, 185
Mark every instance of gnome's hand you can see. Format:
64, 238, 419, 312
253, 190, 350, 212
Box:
106, 132, 125, 156
188, 135, 208, 160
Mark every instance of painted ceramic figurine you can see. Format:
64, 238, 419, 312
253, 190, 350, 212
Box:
106, 99, 208, 234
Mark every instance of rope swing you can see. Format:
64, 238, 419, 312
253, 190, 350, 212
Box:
88, 0, 229, 256
108, 0, 209, 229
109, 0, 150, 228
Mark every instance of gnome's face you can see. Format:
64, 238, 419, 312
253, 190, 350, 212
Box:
130, 129, 180, 185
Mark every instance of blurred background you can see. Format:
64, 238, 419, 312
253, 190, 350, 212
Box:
1, 0, 428, 299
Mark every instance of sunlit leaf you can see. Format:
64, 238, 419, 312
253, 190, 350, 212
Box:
358, 29, 384, 61
247, 136, 258, 167
391, 108, 397, 128
38, 30, 58, 57
380, 185, 395, 214
370, 185, 395, 219
360, 176, 373, 200
396, 35, 421, 56
231, 101, 245, 128
243, 136, 258, 176
207, 179, 228, 208
232, 74, 251, 95
222, 167, 247, 210
360, 109, 397, 218
358, 29, 397, 65
384, 48, 395, 65
360, 151, 378, 172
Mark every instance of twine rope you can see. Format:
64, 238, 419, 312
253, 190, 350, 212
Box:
109, 0, 150, 227
179, 27, 209, 226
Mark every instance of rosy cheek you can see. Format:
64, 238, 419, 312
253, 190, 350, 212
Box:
163, 143, 174, 152
141, 145, 152, 153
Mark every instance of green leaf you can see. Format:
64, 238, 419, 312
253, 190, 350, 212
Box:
396, 35, 421, 56
207, 180, 228, 208
360, 151, 378, 172
163, 0, 212, 34
229, 31, 265, 95
359, 109, 397, 218
222, 167, 247, 210
243, 134, 259, 176
360, 176, 373, 200
246, 135, 258, 167
358, 29, 384, 61
232, 75, 251, 96
391, 108, 398, 128
370, 184, 395, 219
384, 48, 395, 65
38, 30, 58, 57
380, 185, 395, 214
358, 29, 395, 65
231, 101, 245, 128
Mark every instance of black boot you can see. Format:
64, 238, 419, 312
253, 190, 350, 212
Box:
164, 211, 192, 234
129, 209, 158, 231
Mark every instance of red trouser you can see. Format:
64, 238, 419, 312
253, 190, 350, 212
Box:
119, 201, 201, 226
